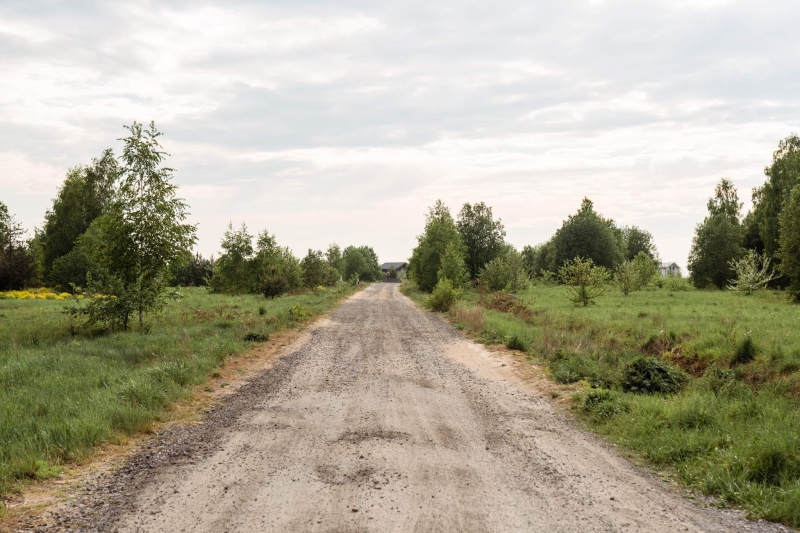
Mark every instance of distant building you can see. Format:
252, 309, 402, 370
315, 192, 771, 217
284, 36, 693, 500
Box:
380, 262, 408, 273
658, 262, 681, 277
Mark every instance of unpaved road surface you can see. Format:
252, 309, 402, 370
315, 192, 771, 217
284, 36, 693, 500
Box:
36, 283, 790, 532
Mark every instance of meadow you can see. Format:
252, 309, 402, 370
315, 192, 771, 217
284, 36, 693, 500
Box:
403, 281, 800, 528
0, 283, 357, 499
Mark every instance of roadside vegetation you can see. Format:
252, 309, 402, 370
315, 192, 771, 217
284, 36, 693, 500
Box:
402, 134, 800, 529
0, 121, 379, 504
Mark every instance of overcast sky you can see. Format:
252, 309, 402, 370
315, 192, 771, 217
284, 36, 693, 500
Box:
2, 0, 799, 267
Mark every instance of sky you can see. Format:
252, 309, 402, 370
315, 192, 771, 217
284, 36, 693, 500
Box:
2, 0, 799, 268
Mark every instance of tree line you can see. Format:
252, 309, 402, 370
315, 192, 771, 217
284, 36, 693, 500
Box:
688, 134, 800, 299
0, 121, 382, 330
408, 197, 659, 308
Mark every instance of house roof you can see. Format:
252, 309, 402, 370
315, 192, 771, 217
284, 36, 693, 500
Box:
658, 262, 679, 269
380, 262, 407, 270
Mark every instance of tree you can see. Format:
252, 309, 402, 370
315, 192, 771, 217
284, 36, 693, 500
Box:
0, 202, 36, 290
409, 200, 463, 292
342, 245, 382, 283
727, 249, 778, 295
505, 248, 530, 293
480, 256, 510, 291
559, 257, 610, 306
300, 249, 332, 289
41, 150, 119, 279
521, 245, 537, 277
615, 252, 657, 295
253, 229, 301, 298
325, 243, 344, 279
437, 241, 468, 288
622, 226, 659, 262
209, 222, 255, 294
456, 202, 506, 279
78, 122, 196, 330
779, 184, 800, 300
688, 179, 744, 289
750, 135, 800, 264
171, 251, 214, 287
531, 240, 554, 278
550, 198, 625, 271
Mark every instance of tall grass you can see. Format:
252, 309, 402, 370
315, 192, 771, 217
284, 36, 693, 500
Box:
405, 280, 800, 528
0, 283, 357, 498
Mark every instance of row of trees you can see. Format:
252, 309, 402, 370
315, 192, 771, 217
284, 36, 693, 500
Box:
4, 121, 383, 330
408, 198, 660, 301
688, 134, 800, 299
206, 222, 381, 297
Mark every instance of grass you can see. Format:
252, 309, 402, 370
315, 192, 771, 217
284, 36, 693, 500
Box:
402, 280, 800, 528
0, 283, 358, 499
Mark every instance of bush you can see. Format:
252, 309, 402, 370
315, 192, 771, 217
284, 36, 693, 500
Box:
583, 390, 628, 421
731, 336, 758, 366
426, 278, 461, 312
621, 356, 687, 394
244, 332, 269, 342
505, 334, 528, 352
559, 257, 610, 306
288, 304, 312, 322
479, 256, 510, 291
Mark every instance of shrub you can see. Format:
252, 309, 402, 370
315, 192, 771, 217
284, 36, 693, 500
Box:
583, 390, 628, 421
244, 332, 269, 342
559, 257, 610, 306
621, 356, 687, 394
426, 278, 461, 312
731, 336, 758, 366
288, 304, 313, 322
505, 334, 528, 352
479, 256, 510, 291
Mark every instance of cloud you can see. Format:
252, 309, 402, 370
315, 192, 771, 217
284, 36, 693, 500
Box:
1, 0, 798, 268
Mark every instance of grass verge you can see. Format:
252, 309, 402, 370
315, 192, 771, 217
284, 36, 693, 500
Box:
402, 280, 800, 529
0, 283, 359, 502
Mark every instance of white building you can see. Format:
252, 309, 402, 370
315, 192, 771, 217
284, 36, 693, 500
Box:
658, 262, 681, 277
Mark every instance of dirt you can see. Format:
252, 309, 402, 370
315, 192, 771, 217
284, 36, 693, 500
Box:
12, 283, 793, 532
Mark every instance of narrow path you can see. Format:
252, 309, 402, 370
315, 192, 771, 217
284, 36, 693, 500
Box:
61, 284, 788, 532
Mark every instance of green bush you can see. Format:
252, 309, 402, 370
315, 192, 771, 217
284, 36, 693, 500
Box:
731, 336, 758, 366
505, 334, 528, 352
426, 278, 461, 312
288, 304, 313, 322
583, 390, 628, 421
621, 356, 687, 394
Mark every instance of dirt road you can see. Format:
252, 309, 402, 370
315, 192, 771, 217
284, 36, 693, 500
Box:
55, 283, 789, 532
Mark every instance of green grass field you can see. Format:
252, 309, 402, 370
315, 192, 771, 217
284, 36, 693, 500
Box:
0, 283, 358, 499
403, 281, 800, 528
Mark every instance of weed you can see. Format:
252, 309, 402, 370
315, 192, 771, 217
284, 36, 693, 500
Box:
621, 356, 687, 394
731, 336, 758, 366
505, 334, 527, 352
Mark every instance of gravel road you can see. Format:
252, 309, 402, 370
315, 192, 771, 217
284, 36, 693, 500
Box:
38, 283, 791, 533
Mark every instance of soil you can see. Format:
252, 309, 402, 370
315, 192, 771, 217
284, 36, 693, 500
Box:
10, 283, 793, 532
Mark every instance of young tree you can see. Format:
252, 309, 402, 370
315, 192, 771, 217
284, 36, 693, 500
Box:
171, 251, 214, 287
480, 256, 510, 291
505, 248, 530, 293
300, 249, 331, 289
325, 243, 344, 279
253, 229, 301, 298
559, 257, 610, 306
0, 202, 36, 290
614, 252, 657, 295
727, 249, 778, 295
437, 241, 469, 288
521, 245, 537, 277
688, 179, 744, 289
409, 200, 463, 292
79, 122, 196, 330
210, 222, 255, 294
550, 198, 625, 271
456, 202, 506, 279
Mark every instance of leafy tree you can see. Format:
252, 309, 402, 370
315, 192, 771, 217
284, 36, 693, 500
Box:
521, 245, 537, 277
727, 249, 778, 295
209, 222, 255, 294
531, 240, 554, 278
614, 252, 657, 295
559, 257, 610, 306
505, 249, 530, 293
750, 135, 800, 263
480, 256, 510, 291
688, 179, 744, 289
77, 122, 196, 330
456, 202, 506, 279
387, 266, 398, 280
621, 226, 659, 262
550, 198, 625, 271
409, 200, 463, 292
779, 184, 800, 300
253, 229, 301, 298
50, 247, 92, 291
301, 249, 332, 289
0, 202, 36, 290
325, 243, 344, 279
41, 150, 119, 278
342, 245, 382, 283
437, 241, 469, 288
